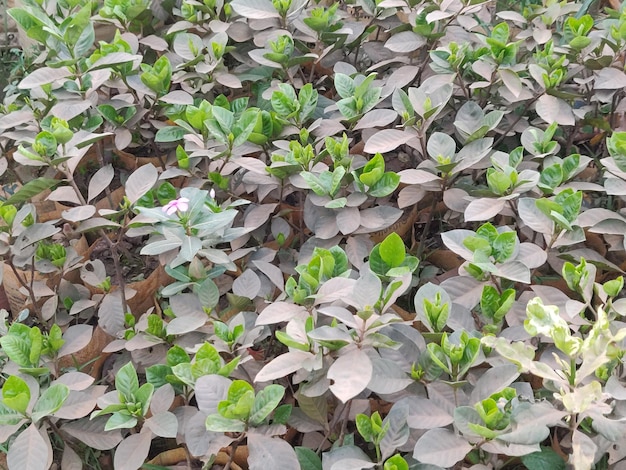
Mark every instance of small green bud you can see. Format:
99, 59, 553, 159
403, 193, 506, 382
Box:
50, 118, 74, 145
603, 276, 624, 298
98, 277, 112, 292
0, 205, 17, 226
411, 363, 424, 380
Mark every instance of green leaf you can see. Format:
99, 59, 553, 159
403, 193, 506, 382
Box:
45, 324, 64, 354
336, 98, 359, 120
233, 109, 260, 147
221, 380, 255, 420
360, 87, 381, 114
368, 172, 400, 197
423, 292, 449, 333
603, 277, 624, 298
459, 337, 481, 377
334, 73, 355, 99
538, 164, 563, 193
0, 401, 26, 425
2, 376, 30, 414
156, 182, 177, 206
217, 357, 241, 377
272, 87, 298, 117
192, 358, 219, 377
205, 414, 246, 432
105, 412, 138, 431
196, 342, 221, 363
0, 204, 17, 226
146, 364, 172, 388
476, 223, 498, 242
562, 154, 580, 180
427, 343, 451, 374
490, 22, 510, 45
28, 327, 42, 366
359, 153, 385, 187
98, 104, 123, 125
5, 178, 61, 205
495, 289, 516, 322
155, 126, 186, 143
197, 277, 220, 309
329, 246, 349, 277
140, 55, 171, 95
91, 405, 130, 419
249, 384, 285, 426
324, 197, 347, 208
8, 8, 51, 44
211, 105, 235, 134
384, 455, 409, 470
379, 233, 406, 268
356, 413, 374, 442
31, 383, 70, 423
557, 190, 582, 224
72, 18, 95, 58
273, 404, 292, 424
171, 363, 195, 386
34, 131, 57, 157
166, 345, 191, 367
492, 231, 517, 263
213, 321, 230, 342
487, 169, 511, 195
0, 335, 32, 368
175, 145, 189, 169
300, 172, 328, 196
481, 285, 500, 320
329, 166, 346, 197
185, 101, 212, 130
536, 198, 562, 220
116, 362, 139, 402
521, 447, 567, 470
295, 447, 322, 470
275, 331, 309, 351
298, 84, 318, 122
134, 383, 154, 417
369, 245, 387, 276
463, 236, 491, 256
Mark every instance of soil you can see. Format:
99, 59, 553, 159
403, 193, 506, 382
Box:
89, 236, 161, 285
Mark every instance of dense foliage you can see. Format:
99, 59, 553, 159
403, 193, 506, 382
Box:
0, 0, 624, 468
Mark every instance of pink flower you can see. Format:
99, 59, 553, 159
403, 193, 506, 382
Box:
162, 197, 190, 215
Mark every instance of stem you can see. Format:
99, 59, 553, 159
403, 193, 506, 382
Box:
530, 230, 559, 282
492, 94, 542, 149
489, 275, 503, 295
418, 131, 428, 161
456, 68, 470, 100
95, 140, 116, 209
45, 417, 84, 457
337, 399, 353, 447
62, 163, 130, 315
416, 190, 441, 260
479, 70, 497, 108
569, 358, 576, 387
569, 412, 578, 436
6, 258, 44, 325
224, 433, 246, 470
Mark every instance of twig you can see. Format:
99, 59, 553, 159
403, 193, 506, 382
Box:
6, 258, 45, 325
337, 399, 352, 447
416, 192, 441, 261
224, 434, 246, 470
492, 94, 542, 149
62, 162, 130, 315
